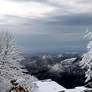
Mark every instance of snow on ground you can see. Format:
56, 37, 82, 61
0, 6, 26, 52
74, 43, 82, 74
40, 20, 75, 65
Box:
0, 77, 12, 92
33, 80, 92, 92
33, 80, 65, 92
66, 87, 87, 92
61, 58, 77, 64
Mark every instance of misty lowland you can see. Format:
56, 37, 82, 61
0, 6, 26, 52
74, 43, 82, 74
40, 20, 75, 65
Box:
1, 0, 92, 92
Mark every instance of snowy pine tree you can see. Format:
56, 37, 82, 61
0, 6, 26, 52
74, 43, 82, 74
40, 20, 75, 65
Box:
80, 28, 92, 82
0, 31, 26, 80
0, 32, 38, 91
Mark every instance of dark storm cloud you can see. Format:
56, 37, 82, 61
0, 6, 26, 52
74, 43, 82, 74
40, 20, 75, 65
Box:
0, 14, 89, 54
2, 14, 92, 35
0, 0, 92, 55
45, 14, 92, 26
6, 13, 92, 26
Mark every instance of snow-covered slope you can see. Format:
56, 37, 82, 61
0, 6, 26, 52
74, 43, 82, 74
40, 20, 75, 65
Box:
33, 80, 91, 92
33, 80, 66, 92
49, 58, 78, 73
61, 58, 77, 64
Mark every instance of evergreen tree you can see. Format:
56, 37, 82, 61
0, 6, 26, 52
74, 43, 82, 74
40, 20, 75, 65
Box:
0, 32, 26, 80
80, 28, 92, 82
0, 32, 37, 91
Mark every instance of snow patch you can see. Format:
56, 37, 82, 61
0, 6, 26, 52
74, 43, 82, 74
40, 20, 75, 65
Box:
33, 81, 65, 92
33, 80, 92, 92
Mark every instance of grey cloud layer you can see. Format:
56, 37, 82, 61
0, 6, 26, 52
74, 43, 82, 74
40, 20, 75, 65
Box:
2, 0, 92, 54
46, 14, 92, 26
10, 0, 48, 3
8, 0, 92, 19
1, 13, 92, 36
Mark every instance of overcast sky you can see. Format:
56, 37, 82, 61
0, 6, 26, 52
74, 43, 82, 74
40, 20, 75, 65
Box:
0, 0, 92, 54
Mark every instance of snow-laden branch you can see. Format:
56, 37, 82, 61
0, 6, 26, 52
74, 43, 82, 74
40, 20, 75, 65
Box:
80, 28, 92, 82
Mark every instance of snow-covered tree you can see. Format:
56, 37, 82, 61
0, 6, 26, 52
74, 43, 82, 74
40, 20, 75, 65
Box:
80, 28, 92, 82
0, 32, 38, 91
0, 31, 26, 80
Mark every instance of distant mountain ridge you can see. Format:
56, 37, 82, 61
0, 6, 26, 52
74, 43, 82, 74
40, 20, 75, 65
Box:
21, 53, 86, 88
22, 53, 81, 71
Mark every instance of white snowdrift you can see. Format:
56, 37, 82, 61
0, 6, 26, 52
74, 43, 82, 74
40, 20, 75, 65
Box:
0, 78, 91, 92
33, 80, 65, 92
0, 77, 12, 92
33, 80, 92, 92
